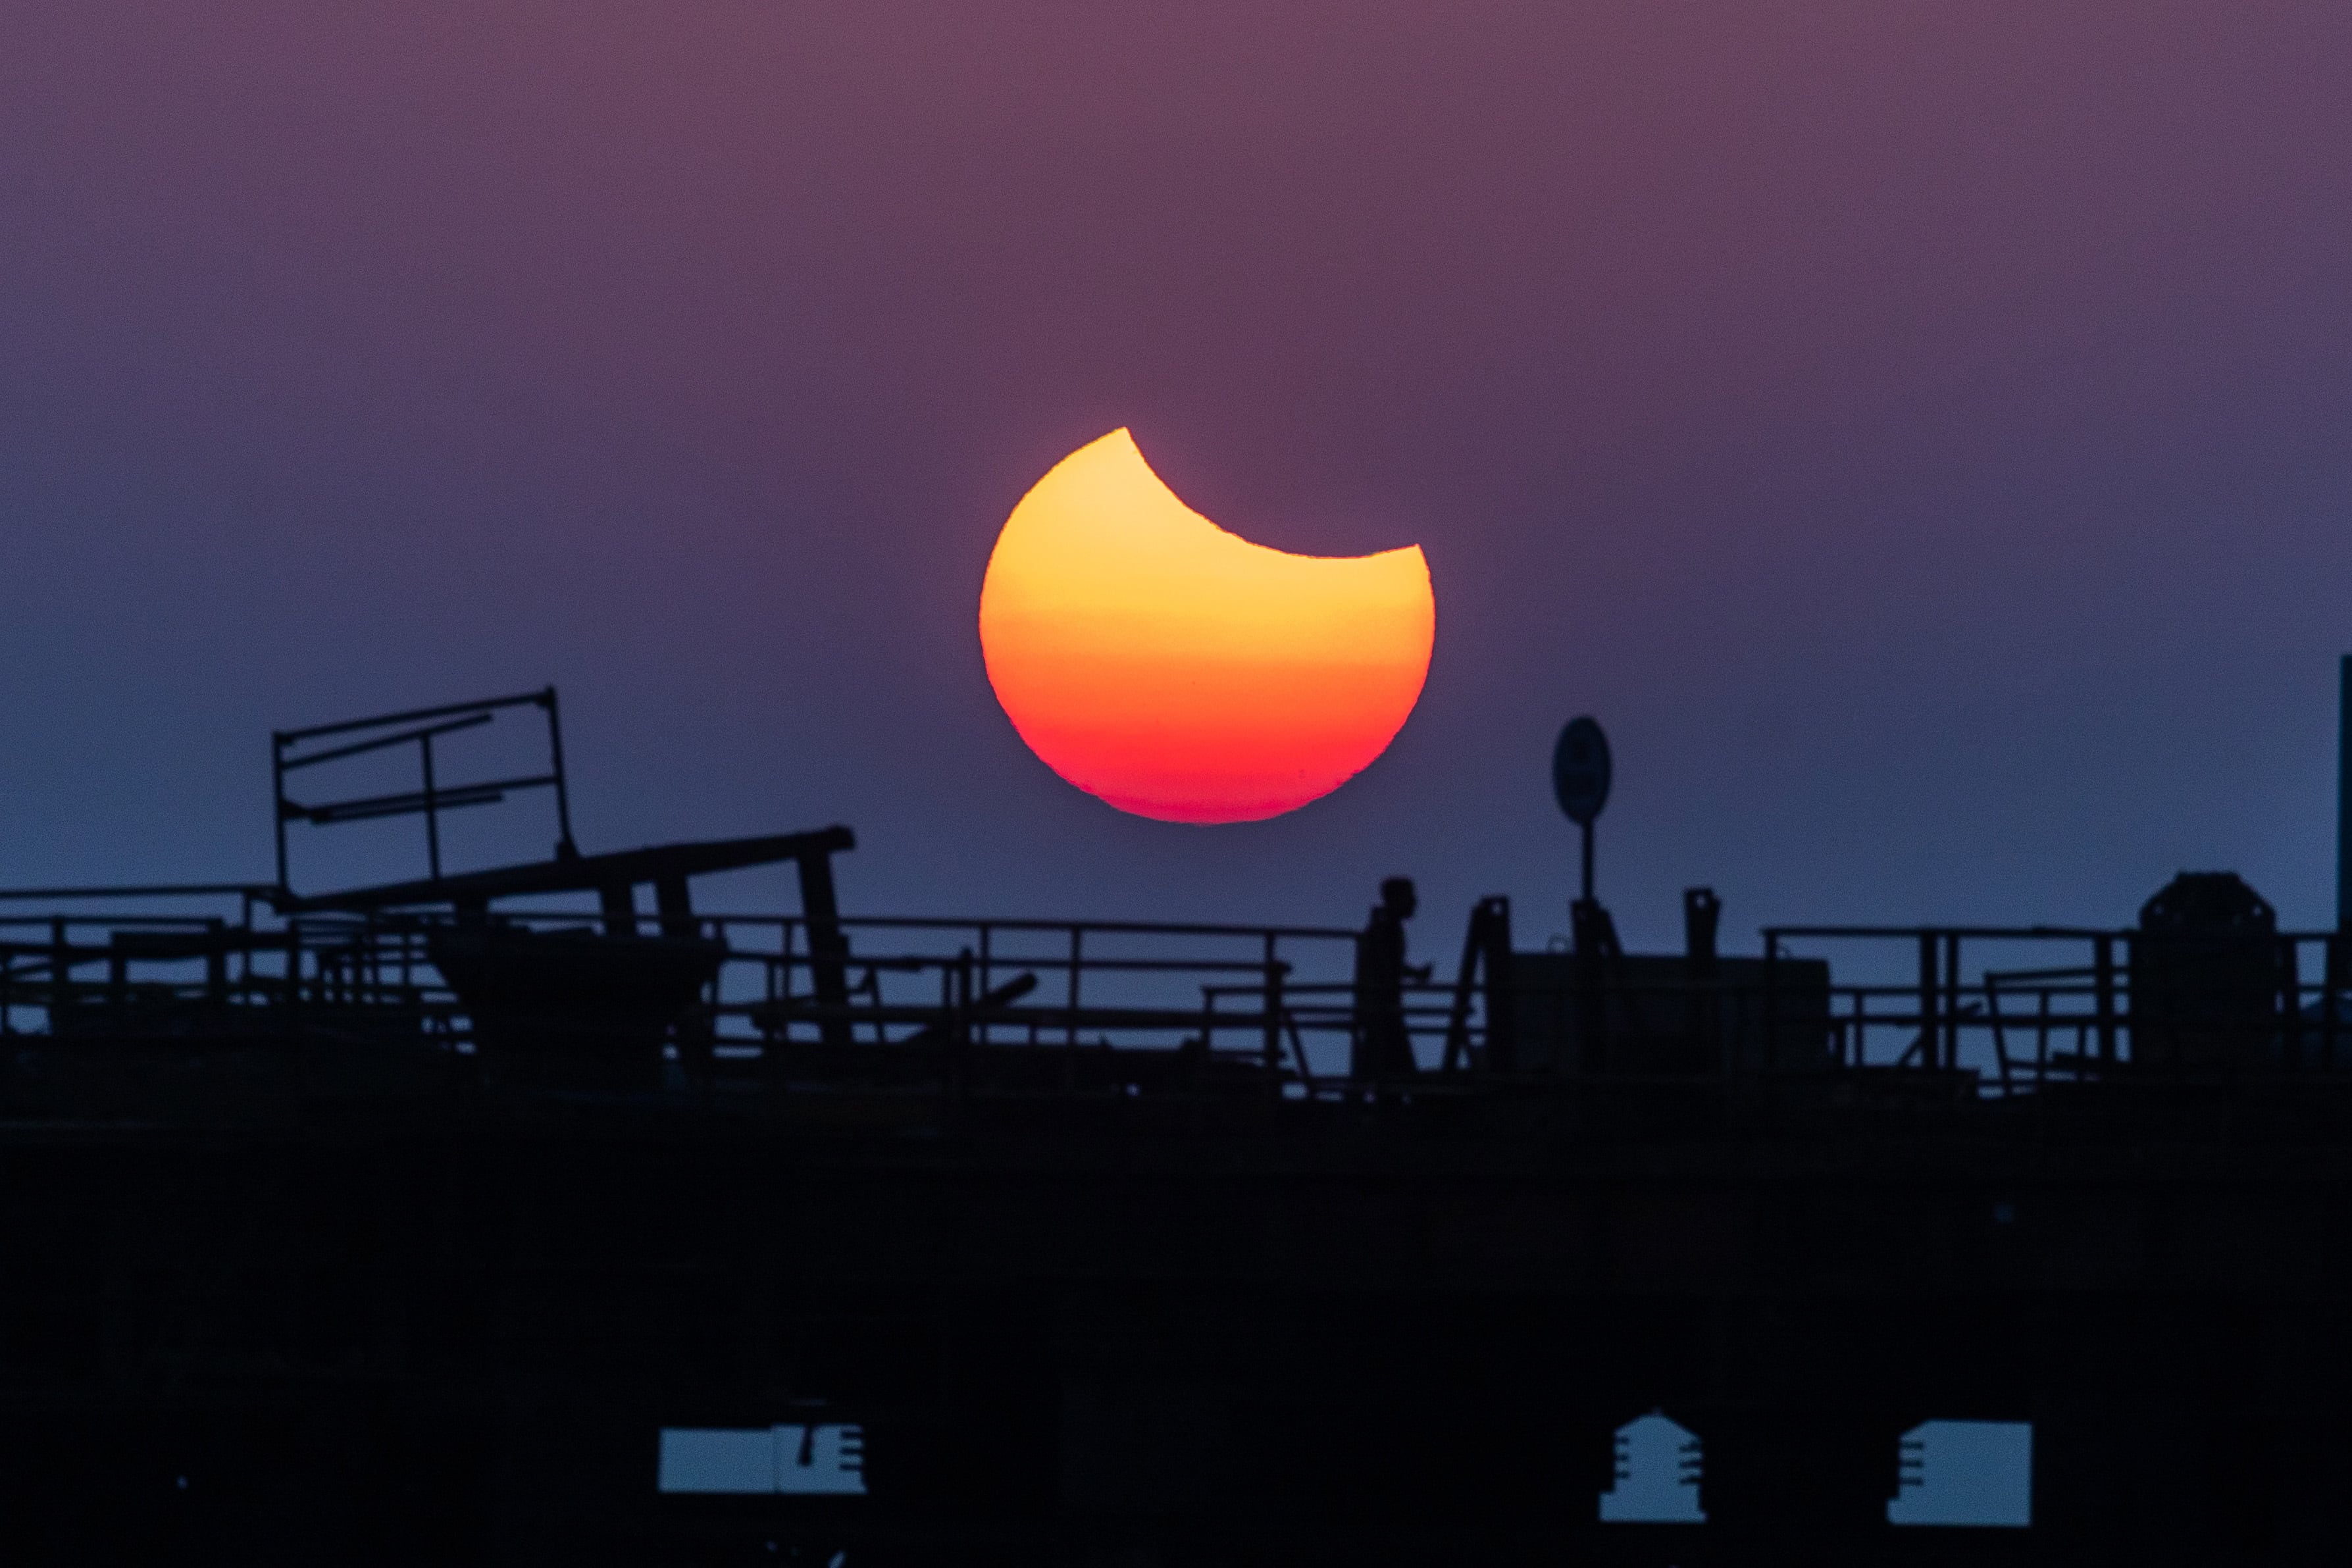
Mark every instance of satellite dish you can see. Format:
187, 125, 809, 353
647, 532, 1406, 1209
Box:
1552, 717, 1611, 826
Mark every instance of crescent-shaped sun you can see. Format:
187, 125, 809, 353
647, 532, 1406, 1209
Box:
979, 429, 1435, 824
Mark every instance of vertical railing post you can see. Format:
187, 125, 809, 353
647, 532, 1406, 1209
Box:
49, 918, 73, 1033
272, 730, 291, 891
956, 948, 975, 1103
1943, 932, 1963, 1075
359, 914, 376, 1008
2282, 936, 2305, 1073
782, 919, 804, 1036
1481, 898, 1516, 1076
540, 684, 576, 855
282, 924, 303, 1048
796, 851, 852, 1049
2325, 933, 2343, 1073
1263, 933, 1285, 1093
2037, 989, 2052, 1084
1917, 931, 1939, 1071
978, 924, 993, 1050
419, 732, 442, 881
2094, 934, 2117, 1068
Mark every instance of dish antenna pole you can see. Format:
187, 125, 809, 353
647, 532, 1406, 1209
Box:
1552, 717, 1612, 905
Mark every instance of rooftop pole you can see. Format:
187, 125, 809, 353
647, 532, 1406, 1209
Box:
2339, 653, 2351, 932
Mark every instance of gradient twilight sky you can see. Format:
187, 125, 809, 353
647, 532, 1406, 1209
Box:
2, 0, 2348, 951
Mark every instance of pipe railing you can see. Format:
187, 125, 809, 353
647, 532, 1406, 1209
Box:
5, 905, 2351, 1103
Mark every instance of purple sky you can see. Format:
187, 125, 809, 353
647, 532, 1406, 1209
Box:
3, 0, 2348, 950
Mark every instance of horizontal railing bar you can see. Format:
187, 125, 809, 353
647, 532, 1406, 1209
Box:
0, 885, 271, 903
744, 1002, 1254, 1030
1768, 925, 2120, 940
274, 688, 553, 746
299, 790, 509, 826
1985, 967, 2100, 982
443, 910, 1362, 942
278, 712, 496, 772
283, 773, 554, 826
748, 955, 1286, 977
1772, 924, 2350, 944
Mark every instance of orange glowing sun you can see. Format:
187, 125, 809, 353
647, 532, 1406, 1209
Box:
979, 430, 1435, 824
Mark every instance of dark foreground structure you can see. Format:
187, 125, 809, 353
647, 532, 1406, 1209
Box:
5, 688, 2352, 1565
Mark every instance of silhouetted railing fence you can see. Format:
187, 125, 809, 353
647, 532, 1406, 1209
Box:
5, 899, 2350, 1101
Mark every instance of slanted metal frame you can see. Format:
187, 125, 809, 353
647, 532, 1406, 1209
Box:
272, 688, 575, 894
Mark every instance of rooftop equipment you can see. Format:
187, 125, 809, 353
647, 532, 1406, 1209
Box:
270, 690, 859, 1076
2129, 871, 2284, 1069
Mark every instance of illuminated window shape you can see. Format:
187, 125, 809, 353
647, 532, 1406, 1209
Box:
657, 1424, 867, 1496
659, 1427, 773, 1494
1598, 1411, 1705, 1523
1887, 1421, 2031, 1527
776, 1423, 866, 1495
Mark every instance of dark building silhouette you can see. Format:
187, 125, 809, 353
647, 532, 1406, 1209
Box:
4, 687, 2352, 1564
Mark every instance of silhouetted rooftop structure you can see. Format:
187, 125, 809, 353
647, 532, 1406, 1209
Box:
3, 682, 2352, 1563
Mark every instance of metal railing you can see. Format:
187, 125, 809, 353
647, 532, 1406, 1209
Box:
1765, 925, 2352, 1094
6, 896, 2350, 1105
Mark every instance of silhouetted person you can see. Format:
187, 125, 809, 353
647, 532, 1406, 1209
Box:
1353, 876, 1431, 1081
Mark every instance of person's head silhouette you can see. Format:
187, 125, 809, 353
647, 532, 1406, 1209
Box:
1379, 876, 1418, 921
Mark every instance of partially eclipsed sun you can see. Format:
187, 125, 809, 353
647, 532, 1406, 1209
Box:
979, 430, 1435, 824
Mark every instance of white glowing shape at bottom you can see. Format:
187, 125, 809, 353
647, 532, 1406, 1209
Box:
657, 1423, 867, 1495
1888, 1420, 2032, 1527
1599, 1410, 1705, 1523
